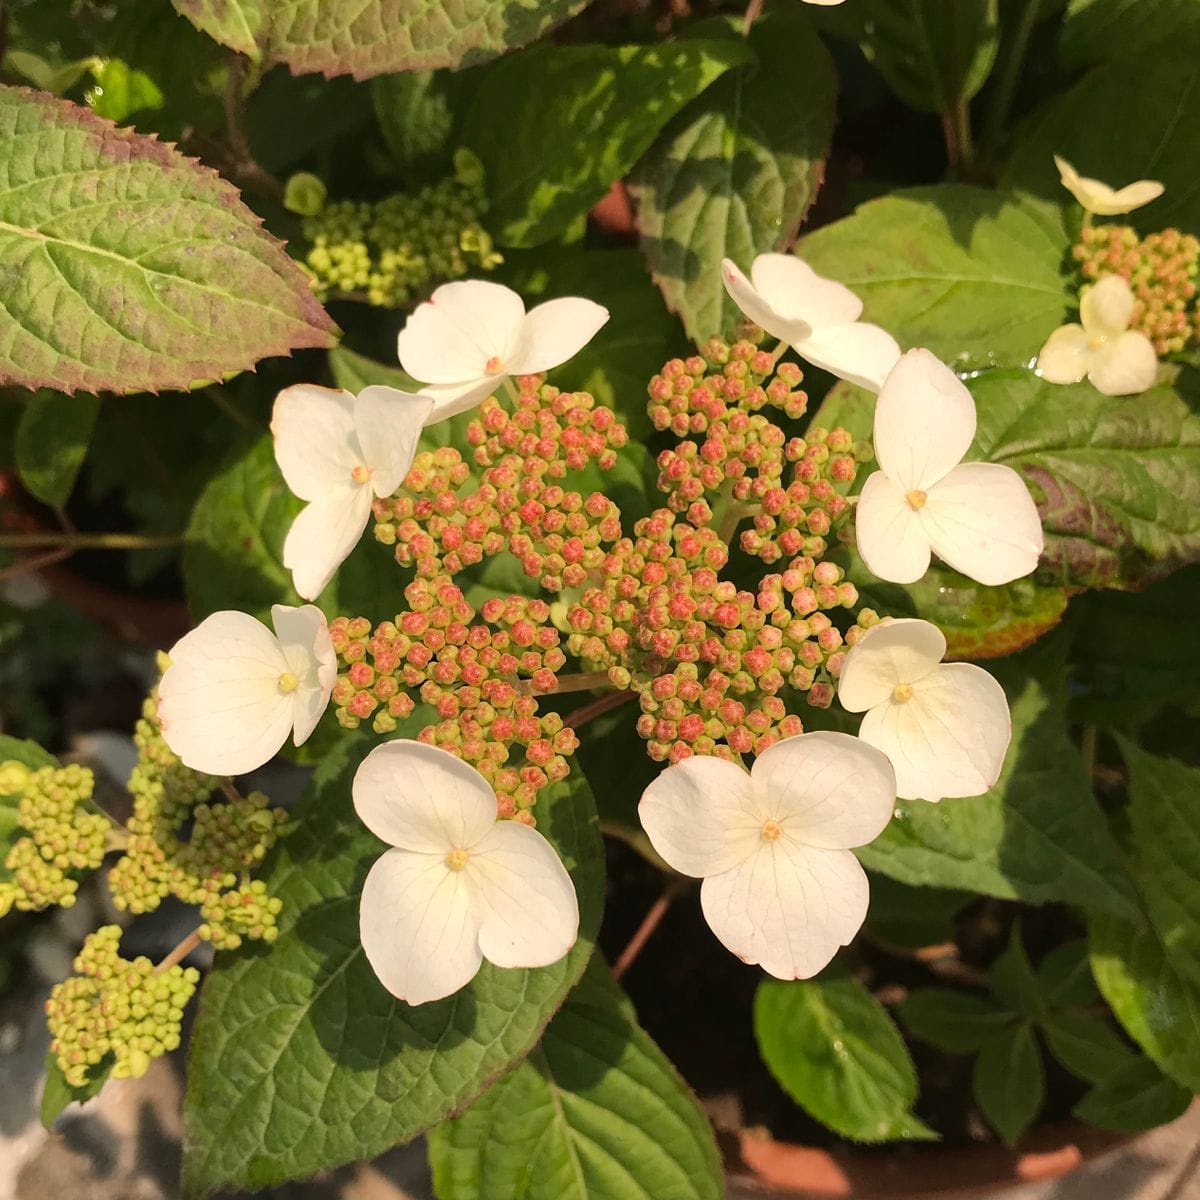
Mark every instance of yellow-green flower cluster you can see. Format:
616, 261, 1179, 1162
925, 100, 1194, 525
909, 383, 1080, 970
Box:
107, 697, 287, 949
1074, 225, 1200, 355
302, 167, 500, 307
0, 762, 109, 915
45, 926, 199, 1088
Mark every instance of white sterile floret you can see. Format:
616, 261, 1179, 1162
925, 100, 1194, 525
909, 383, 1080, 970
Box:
353, 740, 579, 1005
638, 732, 896, 980
838, 618, 1011, 803
1036, 274, 1158, 397
1053, 155, 1164, 218
855, 348, 1044, 587
158, 604, 336, 777
721, 254, 901, 391
272, 383, 433, 601
396, 279, 610, 423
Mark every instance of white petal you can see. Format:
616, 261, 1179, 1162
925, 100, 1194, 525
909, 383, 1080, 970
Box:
1105, 179, 1165, 215
750, 731, 896, 850
507, 297, 610, 375
1036, 324, 1091, 385
282, 485, 374, 601
871, 348, 975, 490
353, 386, 433, 497
858, 663, 1011, 802
795, 321, 901, 393
638, 755, 765, 877
1054, 156, 1117, 213
751, 254, 862, 329
396, 280, 524, 384
700, 843, 870, 980
469, 821, 579, 969
353, 739, 498, 853
1089, 331, 1159, 396
271, 603, 337, 747
271, 384, 360, 502
837, 618, 947, 713
721, 258, 814, 345
855, 471, 933, 585
157, 611, 293, 776
420, 377, 504, 424
921, 462, 1044, 586
359, 847, 482, 1005
1081, 274, 1135, 339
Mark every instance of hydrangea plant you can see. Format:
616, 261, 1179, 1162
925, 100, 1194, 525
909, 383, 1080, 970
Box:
2, 0, 1200, 1195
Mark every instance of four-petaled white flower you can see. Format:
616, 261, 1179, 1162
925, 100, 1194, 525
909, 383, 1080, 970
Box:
158, 604, 336, 777
855, 348, 1044, 586
838, 619, 1011, 803
1036, 274, 1158, 397
638, 732, 896, 980
1054, 155, 1164, 217
272, 384, 433, 601
396, 280, 610, 423
721, 254, 901, 392
354, 740, 579, 1005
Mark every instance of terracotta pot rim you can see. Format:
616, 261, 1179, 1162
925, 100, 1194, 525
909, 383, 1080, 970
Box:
725, 1116, 1138, 1200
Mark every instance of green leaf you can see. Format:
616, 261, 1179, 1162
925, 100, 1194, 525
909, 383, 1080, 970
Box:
860, 0, 999, 113
464, 41, 749, 248
856, 668, 1138, 918
40, 1051, 112, 1128
967, 370, 1200, 591
1090, 909, 1200, 1092
371, 72, 458, 176
170, 0, 590, 78
428, 957, 722, 1200
630, 4, 836, 343
1073, 1057, 1192, 1133
1036, 941, 1099, 1009
182, 742, 604, 1198
988, 925, 1042, 1016
0, 86, 334, 396
754, 976, 925, 1143
1058, 0, 1200, 71
898, 989, 1013, 1053
863, 876, 970, 949
1041, 1011, 1132, 1086
85, 58, 165, 123
15, 391, 100, 508
1121, 741, 1200, 982
972, 1023, 1044, 1146
798, 187, 1071, 371
1002, 42, 1197, 233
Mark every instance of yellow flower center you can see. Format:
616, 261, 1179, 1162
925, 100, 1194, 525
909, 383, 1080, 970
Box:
906, 489, 927, 510
484, 355, 506, 375
350, 463, 372, 484
891, 683, 914, 704
1087, 334, 1106, 351
278, 671, 299, 694
445, 848, 470, 871
761, 819, 783, 842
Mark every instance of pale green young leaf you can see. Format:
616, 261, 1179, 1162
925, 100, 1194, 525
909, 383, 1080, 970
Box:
181, 741, 604, 1198
0, 86, 333, 396
754, 976, 926, 1143
15, 392, 100, 508
428, 957, 722, 1200
972, 1023, 1044, 1146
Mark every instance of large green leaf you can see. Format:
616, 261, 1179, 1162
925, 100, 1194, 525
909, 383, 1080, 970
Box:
1090, 909, 1200, 1093
170, 0, 589, 78
856, 668, 1138, 918
0, 86, 333, 395
860, 0, 999, 113
15, 391, 100, 507
1073, 1058, 1192, 1133
182, 741, 604, 1198
898, 989, 1013, 1054
972, 1023, 1044, 1146
428, 957, 722, 1200
968, 371, 1200, 591
753, 976, 928, 1142
629, 4, 836, 343
1058, 0, 1200, 70
798, 186, 1071, 371
463, 42, 749, 248
1003, 43, 1199, 233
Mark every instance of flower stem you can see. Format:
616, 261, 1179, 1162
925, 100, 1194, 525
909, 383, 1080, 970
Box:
154, 927, 204, 974
502, 377, 521, 404
941, 95, 975, 178
518, 669, 615, 697
218, 778, 244, 805
742, 0, 764, 34
223, 54, 283, 204
564, 689, 636, 730
980, 0, 1044, 161
613, 877, 690, 980
0, 531, 184, 550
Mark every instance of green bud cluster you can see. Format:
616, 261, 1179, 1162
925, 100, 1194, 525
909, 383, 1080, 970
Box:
45, 926, 199, 1088
301, 167, 500, 307
1074, 224, 1200, 355
0, 763, 109, 916
107, 697, 287, 949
